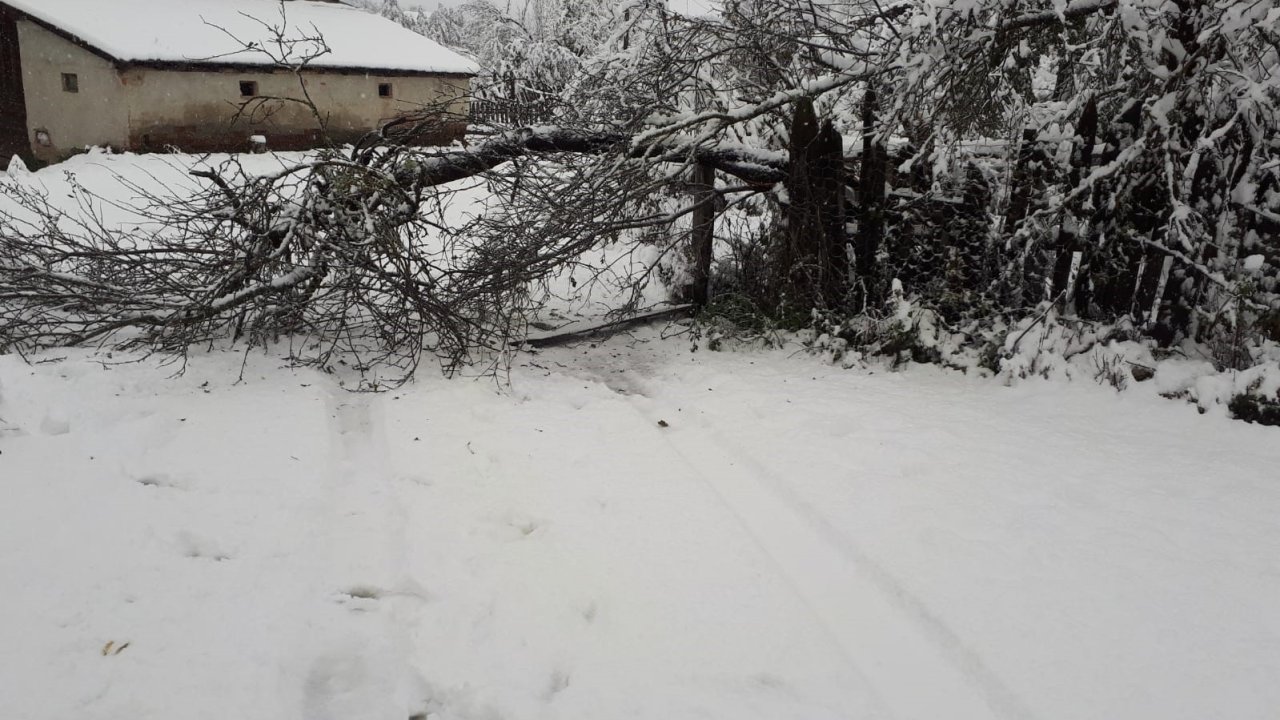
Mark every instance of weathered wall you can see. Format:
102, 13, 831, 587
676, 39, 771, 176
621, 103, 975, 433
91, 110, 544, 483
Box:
15, 19, 470, 161
16, 21, 128, 163
120, 67, 470, 152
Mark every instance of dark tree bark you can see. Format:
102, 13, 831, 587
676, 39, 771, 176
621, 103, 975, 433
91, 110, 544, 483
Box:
815, 121, 848, 307
856, 87, 887, 306
684, 163, 717, 307
776, 100, 852, 312
780, 96, 822, 309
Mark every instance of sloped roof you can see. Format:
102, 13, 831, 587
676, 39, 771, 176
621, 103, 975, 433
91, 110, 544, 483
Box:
2, 0, 479, 75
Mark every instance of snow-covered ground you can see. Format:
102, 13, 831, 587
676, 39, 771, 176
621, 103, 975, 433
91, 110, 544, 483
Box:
2, 328, 1278, 720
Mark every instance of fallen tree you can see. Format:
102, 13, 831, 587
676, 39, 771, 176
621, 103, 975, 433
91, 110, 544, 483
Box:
0, 120, 788, 376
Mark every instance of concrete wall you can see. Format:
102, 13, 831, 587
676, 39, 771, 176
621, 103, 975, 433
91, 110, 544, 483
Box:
16, 21, 129, 163
120, 67, 470, 152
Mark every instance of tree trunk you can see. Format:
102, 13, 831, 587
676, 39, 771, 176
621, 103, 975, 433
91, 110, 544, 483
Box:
816, 120, 849, 308
855, 87, 886, 307
685, 163, 716, 307
780, 99, 850, 312
780, 96, 822, 310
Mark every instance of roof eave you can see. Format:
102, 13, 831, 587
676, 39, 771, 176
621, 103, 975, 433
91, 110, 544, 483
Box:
117, 59, 477, 78
0, 3, 124, 64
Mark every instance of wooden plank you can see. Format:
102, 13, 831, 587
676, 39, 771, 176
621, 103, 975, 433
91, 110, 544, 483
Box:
523, 305, 695, 349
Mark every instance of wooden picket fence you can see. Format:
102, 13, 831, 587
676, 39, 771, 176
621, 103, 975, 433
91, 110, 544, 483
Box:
469, 97, 554, 128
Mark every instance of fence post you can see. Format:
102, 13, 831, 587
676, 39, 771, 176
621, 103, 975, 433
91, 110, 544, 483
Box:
686, 163, 716, 307
1051, 95, 1097, 313
817, 120, 848, 307
856, 86, 887, 305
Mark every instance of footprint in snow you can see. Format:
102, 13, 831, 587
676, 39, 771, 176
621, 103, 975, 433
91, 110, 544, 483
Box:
544, 669, 571, 701
135, 473, 185, 490
491, 513, 545, 541
176, 531, 230, 561
336, 581, 435, 609
303, 639, 426, 720
396, 474, 434, 488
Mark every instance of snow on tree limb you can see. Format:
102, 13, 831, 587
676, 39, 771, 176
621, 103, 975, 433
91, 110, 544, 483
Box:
996, 0, 1119, 32
402, 126, 789, 188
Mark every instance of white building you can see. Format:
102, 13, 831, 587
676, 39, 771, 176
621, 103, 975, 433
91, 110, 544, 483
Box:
0, 0, 478, 164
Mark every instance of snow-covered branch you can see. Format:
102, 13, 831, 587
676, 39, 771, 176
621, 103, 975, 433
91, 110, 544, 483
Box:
402, 125, 789, 188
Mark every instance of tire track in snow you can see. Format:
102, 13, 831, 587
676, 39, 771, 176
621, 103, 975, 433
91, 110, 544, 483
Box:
309, 387, 425, 719
700, 422, 1038, 720
622, 395, 1034, 720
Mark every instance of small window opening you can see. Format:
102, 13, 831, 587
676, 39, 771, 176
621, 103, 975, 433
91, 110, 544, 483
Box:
377, 82, 393, 98
239, 80, 258, 97
61, 73, 78, 93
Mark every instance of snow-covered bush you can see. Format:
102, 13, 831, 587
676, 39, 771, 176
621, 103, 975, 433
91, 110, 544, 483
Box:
802, 280, 991, 371
690, 292, 787, 352
1230, 390, 1280, 427
997, 309, 1108, 384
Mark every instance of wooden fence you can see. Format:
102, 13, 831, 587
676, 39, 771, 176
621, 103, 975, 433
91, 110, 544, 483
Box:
469, 98, 554, 128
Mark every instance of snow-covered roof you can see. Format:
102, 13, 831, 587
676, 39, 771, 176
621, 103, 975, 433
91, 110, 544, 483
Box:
3, 0, 479, 76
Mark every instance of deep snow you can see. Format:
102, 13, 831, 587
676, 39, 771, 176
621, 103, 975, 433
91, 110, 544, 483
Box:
2, 329, 1278, 720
